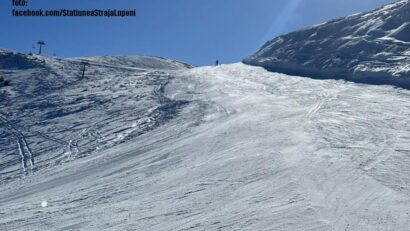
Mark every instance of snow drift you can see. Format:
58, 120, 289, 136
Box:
244, 0, 410, 88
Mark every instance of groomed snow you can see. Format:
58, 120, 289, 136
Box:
0, 58, 409, 230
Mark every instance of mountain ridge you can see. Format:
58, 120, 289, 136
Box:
244, 0, 410, 88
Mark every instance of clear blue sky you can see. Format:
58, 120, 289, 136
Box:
0, 0, 395, 66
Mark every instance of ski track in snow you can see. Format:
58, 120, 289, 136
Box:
0, 60, 409, 230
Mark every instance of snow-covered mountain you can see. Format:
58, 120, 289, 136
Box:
244, 0, 410, 88
1, 50, 409, 230
0, 50, 192, 182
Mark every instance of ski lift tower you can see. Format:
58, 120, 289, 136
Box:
37, 40, 45, 55
80, 60, 89, 80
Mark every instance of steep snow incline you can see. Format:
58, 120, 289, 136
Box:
0, 49, 46, 69
244, 0, 410, 88
0, 52, 191, 182
0, 62, 409, 230
80, 56, 193, 70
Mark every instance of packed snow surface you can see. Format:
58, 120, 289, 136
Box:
1, 52, 410, 230
244, 0, 410, 88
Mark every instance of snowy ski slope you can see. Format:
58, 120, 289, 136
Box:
0, 53, 409, 230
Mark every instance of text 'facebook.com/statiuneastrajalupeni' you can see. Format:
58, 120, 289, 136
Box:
12, 9, 136, 17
